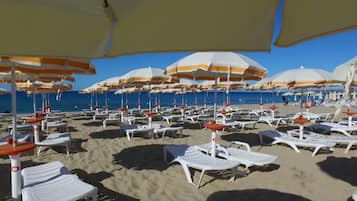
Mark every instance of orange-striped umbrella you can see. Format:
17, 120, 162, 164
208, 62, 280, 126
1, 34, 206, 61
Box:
0, 56, 95, 75
165, 52, 267, 81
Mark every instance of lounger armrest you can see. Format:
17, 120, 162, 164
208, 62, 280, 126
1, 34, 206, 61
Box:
230, 141, 251, 152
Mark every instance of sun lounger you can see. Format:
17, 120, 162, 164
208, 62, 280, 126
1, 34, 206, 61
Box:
162, 115, 183, 124
259, 130, 335, 156
92, 113, 107, 120
22, 161, 70, 187
216, 119, 257, 130
142, 123, 184, 139
0, 133, 30, 145
8, 124, 33, 134
21, 161, 97, 201
195, 142, 277, 172
120, 125, 154, 141
124, 116, 147, 125
287, 128, 357, 153
321, 122, 357, 136
46, 121, 68, 132
163, 144, 240, 188
257, 116, 292, 127
36, 133, 71, 156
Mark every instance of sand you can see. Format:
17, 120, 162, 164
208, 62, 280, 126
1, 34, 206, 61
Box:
0, 104, 356, 201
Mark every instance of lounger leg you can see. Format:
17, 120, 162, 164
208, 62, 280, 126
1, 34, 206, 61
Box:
37, 146, 42, 155
345, 143, 354, 153
126, 131, 131, 141
66, 142, 70, 156
177, 163, 194, 184
196, 170, 205, 189
312, 146, 322, 157
162, 131, 166, 140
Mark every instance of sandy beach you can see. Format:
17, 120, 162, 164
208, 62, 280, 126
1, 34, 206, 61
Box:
0, 103, 356, 201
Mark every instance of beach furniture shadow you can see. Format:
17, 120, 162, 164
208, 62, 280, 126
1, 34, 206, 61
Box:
51, 138, 88, 154
317, 156, 357, 186
112, 144, 168, 171
72, 117, 93, 121
207, 189, 313, 201
82, 121, 104, 127
90, 129, 123, 139
220, 132, 262, 147
72, 169, 139, 201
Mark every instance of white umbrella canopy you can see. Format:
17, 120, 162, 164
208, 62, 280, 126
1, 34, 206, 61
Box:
331, 56, 357, 85
114, 87, 142, 95
80, 83, 109, 94
1, 1, 357, 58
122, 67, 176, 84
165, 52, 267, 81
264, 67, 333, 88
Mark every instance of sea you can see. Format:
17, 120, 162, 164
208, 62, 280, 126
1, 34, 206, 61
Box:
0, 91, 301, 114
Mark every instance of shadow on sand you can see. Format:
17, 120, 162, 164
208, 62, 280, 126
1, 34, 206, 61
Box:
52, 138, 88, 154
90, 129, 122, 139
112, 144, 167, 171
207, 189, 313, 201
317, 156, 357, 186
82, 121, 104, 127
220, 132, 261, 147
72, 169, 139, 201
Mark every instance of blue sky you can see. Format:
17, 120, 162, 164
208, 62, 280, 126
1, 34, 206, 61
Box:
74, 6, 357, 90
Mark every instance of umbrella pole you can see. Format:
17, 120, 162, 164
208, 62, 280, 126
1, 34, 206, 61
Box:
32, 84, 36, 115
10, 63, 23, 199
214, 77, 218, 119
125, 92, 128, 109
10, 64, 17, 146
105, 92, 108, 114
47, 93, 50, 113
90, 93, 93, 111
138, 92, 141, 110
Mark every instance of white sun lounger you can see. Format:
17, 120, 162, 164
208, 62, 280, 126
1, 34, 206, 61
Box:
162, 115, 183, 124
120, 125, 154, 141
257, 116, 292, 127
142, 123, 184, 140
21, 161, 97, 201
287, 129, 357, 153
321, 122, 357, 137
164, 144, 240, 188
124, 116, 147, 125
0, 133, 31, 145
259, 130, 335, 156
195, 142, 277, 171
22, 161, 70, 187
36, 133, 71, 156
22, 174, 97, 201
46, 121, 68, 132
216, 120, 257, 130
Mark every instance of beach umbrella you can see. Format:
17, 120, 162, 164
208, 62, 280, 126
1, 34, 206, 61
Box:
331, 57, 357, 119
0, 1, 356, 58
121, 67, 176, 111
121, 69, 177, 125
80, 83, 109, 112
166, 52, 266, 119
